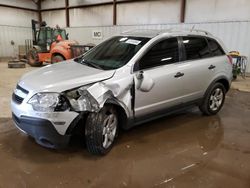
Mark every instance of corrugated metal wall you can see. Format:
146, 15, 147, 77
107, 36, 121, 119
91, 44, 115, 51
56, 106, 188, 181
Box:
0, 25, 32, 58
0, 1, 37, 59
66, 21, 250, 72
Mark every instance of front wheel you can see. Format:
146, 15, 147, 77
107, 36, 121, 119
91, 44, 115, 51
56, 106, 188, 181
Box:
199, 83, 226, 116
85, 105, 118, 155
27, 49, 42, 67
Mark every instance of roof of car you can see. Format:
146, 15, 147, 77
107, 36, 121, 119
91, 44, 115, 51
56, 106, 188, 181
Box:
121, 29, 213, 38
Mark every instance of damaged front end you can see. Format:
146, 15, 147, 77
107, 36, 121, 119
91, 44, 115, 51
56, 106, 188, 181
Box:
66, 83, 113, 112
64, 76, 134, 119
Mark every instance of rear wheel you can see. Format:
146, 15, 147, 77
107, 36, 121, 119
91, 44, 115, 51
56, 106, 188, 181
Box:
85, 105, 118, 155
27, 49, 42, 67
51, 55, 64, 64
199, 83, 226, 116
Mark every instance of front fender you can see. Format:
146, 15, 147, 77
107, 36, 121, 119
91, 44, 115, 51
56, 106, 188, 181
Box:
51, 45, 71, 59
68, 77, 134, 119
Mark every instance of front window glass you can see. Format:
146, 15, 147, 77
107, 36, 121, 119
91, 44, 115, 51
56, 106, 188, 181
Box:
77, 36, 149, 70
139, 37, 179, 70
46, 28, 52, 43
38, 27, 46, 43
53, 29, 67, 40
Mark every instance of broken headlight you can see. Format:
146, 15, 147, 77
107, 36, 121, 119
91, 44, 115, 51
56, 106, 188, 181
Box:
65, 86, 99, 112
28, 93, 69, 112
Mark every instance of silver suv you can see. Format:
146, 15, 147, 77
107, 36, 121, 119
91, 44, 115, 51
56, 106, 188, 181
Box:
11, 29, 232, 155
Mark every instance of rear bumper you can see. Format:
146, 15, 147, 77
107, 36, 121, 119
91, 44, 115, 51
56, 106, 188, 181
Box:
12, 113, 70, 149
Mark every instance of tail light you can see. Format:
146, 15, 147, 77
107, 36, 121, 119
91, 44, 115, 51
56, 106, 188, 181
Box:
227, 55, 233, 65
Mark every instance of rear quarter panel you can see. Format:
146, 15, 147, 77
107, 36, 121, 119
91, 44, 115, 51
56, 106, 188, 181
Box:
205, 55, 232, 93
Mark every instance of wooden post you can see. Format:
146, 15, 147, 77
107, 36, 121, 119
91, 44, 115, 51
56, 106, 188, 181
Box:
113, 0, 117, 25
37, 0, 42, 22
65, 0, 70, 27
180, 0, 186, 23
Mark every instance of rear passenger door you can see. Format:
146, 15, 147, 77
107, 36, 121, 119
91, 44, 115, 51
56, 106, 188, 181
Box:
179, 36, 216, 102
206, 38, 228, 78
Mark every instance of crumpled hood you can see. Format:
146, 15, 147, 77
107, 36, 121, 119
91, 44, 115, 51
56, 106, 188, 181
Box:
19, 60, 115, 93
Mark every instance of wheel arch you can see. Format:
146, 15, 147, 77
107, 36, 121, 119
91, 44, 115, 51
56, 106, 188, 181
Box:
104, 98, 129, 130
200, 77, 228, 115
216, 78, 230, 92
51, 44, 71, 60
65, 98, 130, 135
202, 76, 230, 106
206, 76, 230, 94
51, 52, 66, 60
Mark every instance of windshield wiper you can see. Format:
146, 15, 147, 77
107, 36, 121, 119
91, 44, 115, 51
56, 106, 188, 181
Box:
74, 55, 84, 63
81, 60, 104, 70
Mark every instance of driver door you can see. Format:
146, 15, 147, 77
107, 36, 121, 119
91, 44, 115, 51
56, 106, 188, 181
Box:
133, 37, 185, 118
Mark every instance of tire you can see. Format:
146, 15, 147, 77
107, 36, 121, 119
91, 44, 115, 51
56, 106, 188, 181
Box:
27, 49, 42, 67
51, 55, 64, 64
8, 61, 26, 68
199, 83, 226, 116
85, 105, 118, 155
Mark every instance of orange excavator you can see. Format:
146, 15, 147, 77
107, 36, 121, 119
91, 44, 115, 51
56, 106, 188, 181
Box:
27, 20, 82, 66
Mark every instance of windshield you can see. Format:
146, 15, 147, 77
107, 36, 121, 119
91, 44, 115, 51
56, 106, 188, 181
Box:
38, 27, 46, 43
53, 29, 67, 40
77, 36, 149, 70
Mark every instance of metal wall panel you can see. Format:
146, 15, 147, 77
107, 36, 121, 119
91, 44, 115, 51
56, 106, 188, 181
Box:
0, 25, 32, 58
41, 0, 65, 9
0, 0, 37, 9
186, 0, 250, 23
42, 10, 66, 28
0, 7, 38, 27
69, 0, 111, 6
69, 5, 113, 27
117, 0, 181, 25
66, 21, 250, 72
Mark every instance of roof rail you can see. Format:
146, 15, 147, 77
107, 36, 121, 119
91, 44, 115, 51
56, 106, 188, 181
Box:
190, 29, 212, 36
164, 28, 212, 36
121, 29, 159, 34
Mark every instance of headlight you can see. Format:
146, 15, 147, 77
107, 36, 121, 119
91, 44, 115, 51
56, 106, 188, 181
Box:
28, 93, 60, 112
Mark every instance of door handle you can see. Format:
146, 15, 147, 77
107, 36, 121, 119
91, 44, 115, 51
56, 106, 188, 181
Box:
174, 72, 184, 78
208, 65, 216, 70
136, 70, 144, 80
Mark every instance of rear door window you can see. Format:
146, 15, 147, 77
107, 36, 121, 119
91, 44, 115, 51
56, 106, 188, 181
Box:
207, 38, 225, 56
182, 36, 212, 61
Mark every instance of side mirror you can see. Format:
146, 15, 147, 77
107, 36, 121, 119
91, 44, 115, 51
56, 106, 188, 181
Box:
136, 71, 154, 92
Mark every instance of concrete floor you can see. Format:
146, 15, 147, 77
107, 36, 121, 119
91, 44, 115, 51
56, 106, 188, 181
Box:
0, 62, 250, 187
231, 76, 250, 92
0, 62, 35, 118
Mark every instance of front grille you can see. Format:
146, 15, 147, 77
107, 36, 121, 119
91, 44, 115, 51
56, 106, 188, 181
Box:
12, 85, 29, 104
16, 85, 29, 94
12, 93, 24, 104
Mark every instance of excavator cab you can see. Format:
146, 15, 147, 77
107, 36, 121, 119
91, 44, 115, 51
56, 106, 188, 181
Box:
28, 19, 91, 67
32, 20, 68, 52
